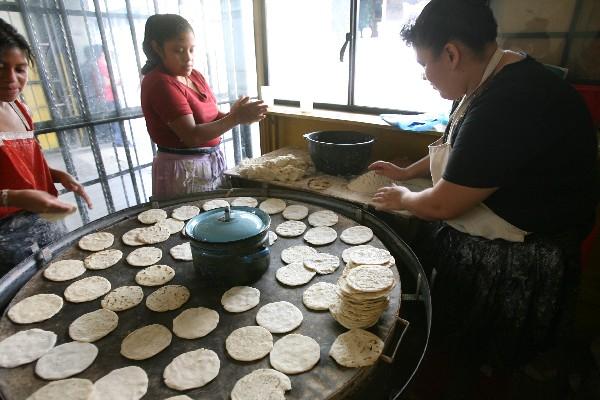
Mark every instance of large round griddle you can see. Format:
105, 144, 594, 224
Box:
0, 188, 429, 400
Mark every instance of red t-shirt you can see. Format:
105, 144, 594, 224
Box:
140, 67, 221, 148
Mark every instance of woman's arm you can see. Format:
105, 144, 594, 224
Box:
167, 97, 267, 147
49, 169, 93, 208
368, 155, 431, 181
2, 189, 75, 214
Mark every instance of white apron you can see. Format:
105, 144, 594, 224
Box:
428, 49, 528, 242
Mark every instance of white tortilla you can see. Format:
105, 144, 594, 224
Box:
221, 286, 260, 313
35, 341, 98, 380
340, 225, 373, 245
256, 301, 303, 333
169, 242, 192, 261
258, 198, 286, 214
137, 208, 167, 224
202, 199, 230, 211
270, 334, 320, 374
304, 226, 337, 246
138, 224, 171, 244
280, 245, 317, 264
26, 378, 93, 400
171, 205, 200, 221
230, 368, 291, 400
0, 328, 57, 368
91, 366, 148, 400
329, 328, 384, 367
101, 286, 144, 312
8, 293, 63, 324
135, 264, 175, 286
303, 282, 338, 311
156, 218, 185, 235
303, 253, 340, 274
172, 307, 219, 339
84, 249, 123, 270
78, 232, 114, 251
346, 265, 395, 292
226, 326, 273, 362
341, 244, 377, 263
146, 285, 190, 312
120, 324, 172, 360
282, 204, 309, 220
64, 276, 111, 303
307, 210, 338, 227
126, 246, 162, 266
163, 348, 220, 391
275, 220, 307, 237
268, 230, 278, 245
43, 260, 85, 281
122, 228, 146, 246
348, 246, 392, 265
68, 308, 118, 343
231, 197, 258, 208
275, 262, 316, 286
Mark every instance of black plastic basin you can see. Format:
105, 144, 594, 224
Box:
304, 130, 375, 176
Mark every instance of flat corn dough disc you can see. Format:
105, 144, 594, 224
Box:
348, 246, 392, 265
303, 282, 339, 311
256, 301, 303, 333
282, 204, 309, 220
275, 262, 316, 286
101, 286, 144, 311
122, 228, 146, 246
226, 326, 273, 361
84, 249, 123, 270
221, 286, 260, 313
35, 342, 98, 380
91, 366, 148, 400
340, 225, 373, 245
346, 265, 395, 292
163, 348, 220, 391
69, 308, 118, 342
26, 378, 94, 400
303, 253, 340, 274
138, 208, 167, 224
135, 264, 175, 286
172, 307, 219, 339
280, 245, 317, 264
259, 198, 286, 214
304, 226, 337, 246
8, 293, 63, 324
64, 276, 111, 303
329, 328, 384, 367
120, 324, 172, 360
231, 197, 258, 208
146, 285, 190, 312
156, 218, 185, 234
270, 334, 320, 374
202, 199, 230, 211
275, 220, 307, 237
78, 232, 114, 251
126, 246, 162, 266
268, 230, 278, 245
342, 244, 377, 263
0, 329, 57, 368
171, 205, 200, 221
231, 368, 291, 400
170, 242, 192, 261
138, 224, 171, 244
308, 210, 338, 227
43, 260, 85, 281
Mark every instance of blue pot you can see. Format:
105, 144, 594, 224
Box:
184, 205, 271, 286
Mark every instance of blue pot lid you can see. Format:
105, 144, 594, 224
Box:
185, 206, 268, 243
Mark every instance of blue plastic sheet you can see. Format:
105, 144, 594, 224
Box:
381, 112, 448, 132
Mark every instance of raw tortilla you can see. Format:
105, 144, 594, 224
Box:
169, 242, 192, 261
121, 228, 146, 246
171, 205, 200, 221
275, 220, 307, 237
303, 253, 340, 274
304, 226, 337, 246
275, 262, 316, 286
0, 328, 57, 368
340, 225, 373, 245
120, 324, 172, 360
84, 249, 123, 270
172, 307, 219, 339
8, 293, 63, 324
135, 264, 175, 286
137, 224, 171, 245
270, 334, 320, 374
90, 366, 148, 400
156, 217, 186, 234
163, 348, 220, 391
282, 204, 309, 220
226, 326, 273, 361
68, 308, 118, 343
230, 368, 291, 400
35, 341, 98, 380
329, 328, 384, 367
268, 230, 278, 245
26, 378, 93, 400
43, 260, 85, 281
126, 246, 162, 266
137, 208, 168, 224
64, 276, 111, 303
346, 264, 395, 293
202, 199, 230, 211
256, 301, 303, 333
146, 285, 190, 312
280, 245, 317, 264
258, 198, 286, 214
231, 197, 258, 208
307, 210, 338, 227
303, 282, 338, 311
221, 286, 260, 313
78, 232, 114, 251
101, 286, 144, 312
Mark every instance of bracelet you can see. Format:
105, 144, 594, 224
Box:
1, 189, 9, 207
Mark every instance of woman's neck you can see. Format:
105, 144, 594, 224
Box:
464, 43, 500, 96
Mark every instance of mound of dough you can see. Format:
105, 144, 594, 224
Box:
347, 170, 394, 194
238, 154, 313, 183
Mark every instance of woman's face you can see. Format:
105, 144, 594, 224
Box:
415, 45, 463, 101
155, 31, 195, 77
0, 47, 29, 102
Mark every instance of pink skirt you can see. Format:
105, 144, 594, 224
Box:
151, 149, 226, 200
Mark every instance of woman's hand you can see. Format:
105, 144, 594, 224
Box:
368, 161, 411, 181
6, 189, 76, 214
51, 169, 93, 209
230, 96, 268, 124
372, 184, 410, 211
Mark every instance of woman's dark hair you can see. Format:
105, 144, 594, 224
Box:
401, 0, 497, 58
0, 18, 34, 65
141, 14, 193, 75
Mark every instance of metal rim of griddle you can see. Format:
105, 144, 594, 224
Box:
0, 187, 431, 399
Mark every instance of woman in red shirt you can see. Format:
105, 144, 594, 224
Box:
0, 19, 92, 277
140, 14, 267, 200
